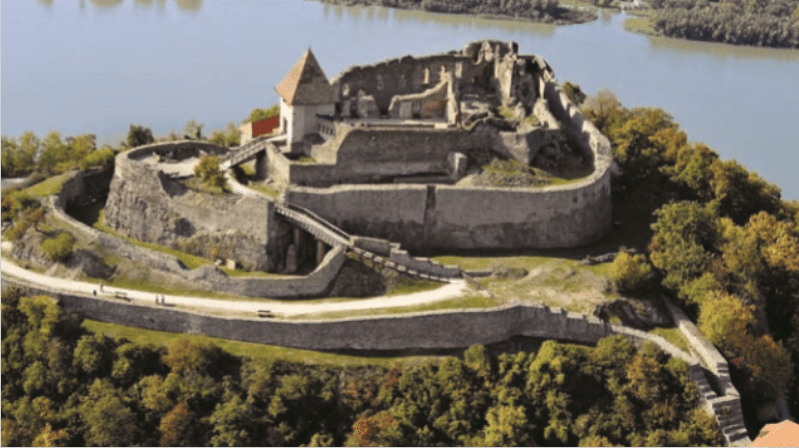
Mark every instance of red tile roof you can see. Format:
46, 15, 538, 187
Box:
751, 420, 799, 447
274, 49, 338, 106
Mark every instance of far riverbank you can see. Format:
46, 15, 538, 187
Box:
312, 0, 598, 25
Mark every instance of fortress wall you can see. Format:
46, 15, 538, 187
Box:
105, 141, 273, 270
6, 273, 618, 350
210, 246, 347, 298
289, 127, 493, 187
428, 178, 611, 250
333, 54, 471, 113
284, 185, 429, 248
267, 145, 291, 185
58, 164, 115, 207
286, 167, 611, 252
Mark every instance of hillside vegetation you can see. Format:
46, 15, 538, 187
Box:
581, 88, 799, 415
1, 288, 721, 446
649, 0, 799, 48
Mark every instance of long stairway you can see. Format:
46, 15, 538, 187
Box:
274, 202, 461, 282
220, 135, 281, 170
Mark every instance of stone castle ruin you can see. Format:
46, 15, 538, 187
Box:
102, 40, 612, 280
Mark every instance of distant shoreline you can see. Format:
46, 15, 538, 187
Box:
312, 0, 599, 26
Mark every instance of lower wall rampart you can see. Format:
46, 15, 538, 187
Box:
284, 170, 611, 252
51, 180, 347, 299
3, 273, 746, 445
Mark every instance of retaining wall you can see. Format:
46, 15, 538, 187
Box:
284, 70, 613, 252
104, 141, 275, 271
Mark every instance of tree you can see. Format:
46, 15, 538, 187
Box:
37, 131, 68, 174
159, 402, 197, 447
183, 119, 204, 140
650, 201, 720, 302
347, 411, 403, 447
582, 89, 627, 137
79, 147, 115, 170
710, 158, 783, 225
483, 405, 532, 446
242, 105, 280, 125
193, 155, 228, 191
698, 291, 755, 352
562, 81, 587, 106
126, 125, 155, 148
80, 379, 141, 446
608, 251, 654, 294
209, 394, 253, 447
40, 232, 76, 263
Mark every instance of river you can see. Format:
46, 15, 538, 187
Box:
2, 0, 798, 198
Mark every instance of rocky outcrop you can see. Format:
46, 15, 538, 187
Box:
103, 141, 275, 271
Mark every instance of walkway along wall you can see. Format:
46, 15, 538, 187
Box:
284, 69, 613, 252
53, 165, 347, 299
2, 276, 744, 444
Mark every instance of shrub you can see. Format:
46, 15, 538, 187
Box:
193, 156, 228, 191
79, 148, 115, 170
41, 232, 75, 262
609, 251, 654, 294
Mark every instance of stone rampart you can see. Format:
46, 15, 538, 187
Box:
104, 141, 274, 271
284, 68, 613, 252
4, 274, 739, 443
6, 274, 619, 350
662, 297, 751, 445
285, 166, 611, 252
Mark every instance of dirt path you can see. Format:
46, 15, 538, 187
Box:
0, 257, 471, 317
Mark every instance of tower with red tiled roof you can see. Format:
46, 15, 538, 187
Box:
275, 49, 337, 145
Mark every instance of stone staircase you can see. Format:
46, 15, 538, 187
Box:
688, 363, 751, 446
275, 202, 461, 283
220, 137, 271, 169
712, 396, 749, 445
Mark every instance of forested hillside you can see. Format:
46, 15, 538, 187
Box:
649, 0, 799, 48
576, 87, 799, 420
316, 0, 597, 24
1, 287, 721, 446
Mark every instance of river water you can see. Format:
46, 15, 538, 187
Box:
2, 0, 798, 198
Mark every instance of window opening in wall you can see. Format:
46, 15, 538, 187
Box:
455, 62, 463, 77
342, 83, 350, 96
376, 74, 384, 91
399, 74, 406, 88
423, 67, 430, 84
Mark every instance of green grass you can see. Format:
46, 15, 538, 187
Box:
650, 327, 691, 353
432, 255, 553, 272
291, 294, 498, 320
25, 172, 75, 197
82, 319, 442, 367
497, 105, 517, 120
93, 211, 210, 270
93, 209, 277, 278
246, 182, 281, 200
623, 16, 655, 35
180, 176, 232, 196
387, 277, 442, 296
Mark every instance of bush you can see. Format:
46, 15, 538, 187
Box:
41, 232, 75, 262
609, 251, 654, 294
79, 148, 116, 170
193, 156, 228, 191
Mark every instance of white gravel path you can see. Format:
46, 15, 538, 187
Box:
0, 256, 470, 317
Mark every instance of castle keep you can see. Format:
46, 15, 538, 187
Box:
103, 41, 613, 275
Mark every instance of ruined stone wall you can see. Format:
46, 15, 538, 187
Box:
7, 275, 618, 349
283, 73, 613, 253
333, 53, 482, 115
286, 170, 610, 252
288, 127, 493, 187
59, 164, 115, 210
104, 141, 274, 271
